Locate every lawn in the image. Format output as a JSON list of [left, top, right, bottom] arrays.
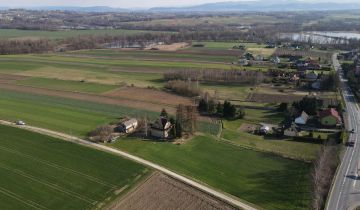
[[0, 29, 159, 40], [0, 125, 149, 210], [112, 135, 311, 210], [16, 77, 118, 94], [220, 109, 321, 161]]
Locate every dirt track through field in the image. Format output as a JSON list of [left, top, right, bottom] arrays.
[[0, 83, 183, 113], [108, 172, 237, 210]]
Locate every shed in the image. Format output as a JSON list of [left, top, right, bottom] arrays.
[[284, 124, 300, 137]]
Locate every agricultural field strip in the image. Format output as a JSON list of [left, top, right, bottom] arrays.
[[0, 186, 47, 210], [0, 55, 234, 70], [0, 120, 256, 210], [58, 53, 234, 65], [0, 145, 116, 189], [0, 162, 96, 204], [0, 83, 179, 111]]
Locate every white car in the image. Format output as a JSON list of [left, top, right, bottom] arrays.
[[15, 120, 26, 126]]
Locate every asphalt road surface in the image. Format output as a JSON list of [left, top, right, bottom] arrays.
[[326, 54, 360, 210]]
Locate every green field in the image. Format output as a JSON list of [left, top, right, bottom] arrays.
[[0, 29, 159, 40], [16, 78, 118, 94], [0, 89, 216, 136], [68, 49, 237, 63], [112, 135, 311, 210], [0, 125, 149, 210], [221, 109, 321, 161]]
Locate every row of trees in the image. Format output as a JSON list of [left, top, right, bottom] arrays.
[[164, 80, 202, 97], [198, 98, 245, 119], [164, 69, 264, 85], [0, 39, 54, 54]]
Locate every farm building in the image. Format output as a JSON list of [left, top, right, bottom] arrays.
[[118, 118, 138, 134], [150, 117, 173, 139], [284, 124, 300, 137], [295, 111, 309, 125], [319, 108, 342, 127]]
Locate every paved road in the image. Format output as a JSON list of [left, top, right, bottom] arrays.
[[0, 120, 256, 210], [326, 54, 360, 210]]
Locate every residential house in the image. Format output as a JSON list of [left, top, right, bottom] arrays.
[[295, 111, 309, 125], [255, 55, 265, 61], [150, 117, 173, 139], [318, 108, 342, 127], [118, 118, 138, 134], [284, 124, 300, 137], [238, 59, 249, 66]]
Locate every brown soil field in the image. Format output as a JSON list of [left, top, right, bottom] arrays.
[[147, 42, 190, 51], [103, 87, 194, 107], [0, 83, 179, 113], [107, 172, 237, 210], [248, 93, 305, 103], [0, 73, 28, 83]]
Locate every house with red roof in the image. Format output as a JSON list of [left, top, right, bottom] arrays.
[[318, 108, 342, 127]]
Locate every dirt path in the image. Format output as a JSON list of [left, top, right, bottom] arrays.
[[0, 120, 256, 210]]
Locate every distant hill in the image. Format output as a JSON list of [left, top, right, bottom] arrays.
[[150, 0, 360, 12], [29, 6, 129, 12]]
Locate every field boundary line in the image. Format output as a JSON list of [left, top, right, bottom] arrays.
[[0, 186, 48, 210], [0, 145, 117, 189], [0, 120, 257, 210], [0, 162, 97, 204]]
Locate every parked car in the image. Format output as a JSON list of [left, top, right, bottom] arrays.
[[346, 140, 355, 147], [350, 129, 355, 134], [15, 120, 26, 126]]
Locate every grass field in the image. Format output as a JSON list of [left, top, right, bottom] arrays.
[[0, 89, 216, 136], [221, 109, 321, 161], [112, 135, 311, 210], [0, 29, 159, 40], [68, 49, 237, 63], [16, 78, 118, 93], [0, 125, 149, 210]]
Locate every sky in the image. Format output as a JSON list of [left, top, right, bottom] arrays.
[[0, 0, 358, 9]]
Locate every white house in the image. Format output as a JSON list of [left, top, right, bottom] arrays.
[[119, 118, 138, 134], [295, 111, 309, 125]]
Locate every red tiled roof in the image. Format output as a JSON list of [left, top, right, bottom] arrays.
[[318, 108, 341, 123]]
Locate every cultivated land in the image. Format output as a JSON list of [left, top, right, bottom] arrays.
[[112, 135, 311, 210], [0, 29, 160, 40], [0, 124, 149, 210], [108, 172, 237, 210], [0, 41, 324, 209]]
